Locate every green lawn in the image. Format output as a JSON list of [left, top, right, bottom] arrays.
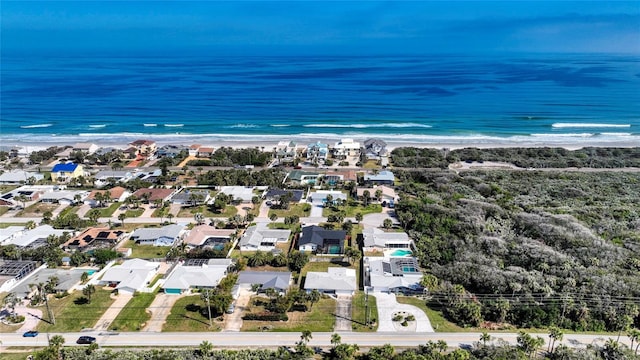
[[323, 203, 382, 217], [109, 292, 157, 331], [163, 295, 221, 332], [178, 204, 238, 218], [0, 207, 10, 216], [58, 205, 80, 217], [241, 296, 336, 332], [268, 203, 311, 218], [0, 222, 28, 228], [395, 296, 463, 332], [37, 290, 116, 332], [352, 291, 378, 332], [124, 240, 171, 259], [125, 208, 144, 218], [97, 202, 121, 217]]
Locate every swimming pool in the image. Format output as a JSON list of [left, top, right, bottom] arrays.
[[390, 249, 412, 257]]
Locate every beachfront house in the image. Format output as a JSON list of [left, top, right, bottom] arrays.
[[128, 139, 157, 157], [306, 141, 329, 162], [332, 138, 361, 160], [163, 259, 233, 295], [157, 144, 188, 158], [304, 267, 357, 296], [72, 143, 99, 155], [51, 162, 84, 183], [130, 224, 184, 247], [298, 225, 347, 255]]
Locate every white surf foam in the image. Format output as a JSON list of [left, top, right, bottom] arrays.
[[303, 122, 432, 129], [20, 124, 53, 129], [89, 124, 107, 128], [552, 123, 631, 129], [164, 124, 184, 127], [143, 123, 158, 127]]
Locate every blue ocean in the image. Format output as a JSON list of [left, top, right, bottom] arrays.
[[1, 53, 639, 146]]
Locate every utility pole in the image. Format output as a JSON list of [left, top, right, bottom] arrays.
[[41, 284, 55, 325], [205, 289, 212, 329], [364, 288, 369, 326]]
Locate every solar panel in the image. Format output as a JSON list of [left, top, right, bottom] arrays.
[[96, 232, 110, 239]]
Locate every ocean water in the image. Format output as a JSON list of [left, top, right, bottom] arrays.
[[1, 53, 639, 146]]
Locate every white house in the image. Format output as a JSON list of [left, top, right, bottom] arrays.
[[304, 267, 357, 295], [362, 228, 413, 254], [218, 186, 255, 203], [162, 259, 233, 295], [99, 259, 160, 294], [363, 256, 422, 293], [40, 189, 89, 204], [239, 224, 291, 252], [332, 138, 361, 159], [0, 170, 44, 185], [2, 225, 69, 249], [130, 224, 184, 247]]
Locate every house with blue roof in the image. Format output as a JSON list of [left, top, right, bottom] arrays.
[[51, 163, 84, 183]]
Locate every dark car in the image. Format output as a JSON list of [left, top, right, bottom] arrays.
[[23, 331, 39, 337], [76, 336, 96, 344]]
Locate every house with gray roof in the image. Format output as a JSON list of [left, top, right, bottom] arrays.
[[13, 268, 91, 298], [264, 188, 304, 203], [239, 224, 291, 251], [299, 225, 346, 255], [2, 225, 70, 249], [163, 259, 233, 295], [362, 228, 413, 254], [0, 170, 44, 185], [171, 189, 210, 205], [237, 271, 292, 293], [218, 186, 255, 203], [364, 171, 395, 186], [99, 259, 160, 295], [364, 256, 422, 293], [130, 224, 184, 246], [304, 267, 357, 296], [362, 138, 389, 166], [287, 170, 320, 185]]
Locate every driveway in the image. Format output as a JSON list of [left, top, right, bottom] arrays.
[[223, 288, 252, 332], [334, 295, 352, 332], [361, 207, 398, 229], [143, 293, 182, 332], [372, 292, 434, 332], [93, 293, 133, 331], [309, 202, 324, 217], [15, 300, 43, 333]]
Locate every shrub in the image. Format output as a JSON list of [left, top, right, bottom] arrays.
[[242, 313, 288, 321]]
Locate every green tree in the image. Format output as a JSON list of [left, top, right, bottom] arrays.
[[382, 218, 393, 229], [80, 271, 89, 283], [118, 212, 126, 227], [629, 328, 640, 355], [331, 333, 341, 348], [87, 208, 101, 223], [82, 284, 96, 303], [355, 212, 363, 223], [199, 340, 214, 357], [480, 331, 491, 346], [548, 326, 563, 353]]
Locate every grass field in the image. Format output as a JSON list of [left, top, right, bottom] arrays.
[[16, 203, 57, 217], [37, 290, 116, 332], [177, 204, 238, 218], [323, 203, 382, 217], [109, 292, 157, 331], [0, 207, 10, 216], [124, 240, 170, 259], [241, 296, 336, 332], [163, 295, 221, 332], [124, 208, 144, 218], [395, 296, 463, 332], [268, 203, 311, 218], [0, 222, 28, 228], [351, 291, 378, 332], [97, 202, 121, 217]]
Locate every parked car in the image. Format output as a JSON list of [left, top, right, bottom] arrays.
[[226, 304, 235, 314], [23, 331, 39, 337], [76, 336, 96, 344]]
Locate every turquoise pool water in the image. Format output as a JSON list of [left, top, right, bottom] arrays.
[[391, 249, 412, 257]]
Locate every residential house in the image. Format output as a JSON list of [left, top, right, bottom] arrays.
[[363, 256, 423, 293], [51, 163, 84, 183], [196, 147, 214, 158], [40, 189, 89, 205], [156, 144, 187, 158], [2, 225, 69, 249], [85, 186, 130, 207], [218, 186, 255, 203], [306, 141, 329, 162], [274, 140, 298, 164], [304, 267, 357, 296], [332, 138, 360, 159], [264, 188, 304, 203], [362, 228, 413, 254], [93, 170, 135, 188], [239, 224, 291, 251], [362, 138, 388, 166], [182, 225, 235, 250], [364, 170, 395, 186], [171, 189, 210, 206], [132, 188, 176, 203], [163, 259, 233, 295], [130, 224, 184, 247], [237, 271, 292, 293], [63, 228, 126, 252], [356, 185, 397, 203], [0, 170, 44, 185], [309, 190, 347, 206], [287, 170, 320, 185], [128, 139, 157, 157], [13, 268, 90, 298], [72, 143, 99, 155], [0, 260, 38, 293], [188, 144, 202, 157], [299, 225, 347, 254], [99, 259, 160, 294], [0, 185, 49, 207]]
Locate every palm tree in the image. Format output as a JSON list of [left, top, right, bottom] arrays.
[[548, 326, 563, 353], [2, 292, 20, 319], [167, 213, 174, 224], [307, 289, 321, 310], [118, 213, 127, 227], [480, 331, 491, 346], [82, 284, 96, 303], [331, 333, 341, 348], [199, 340, 214, 357], [81, 272, 89, 283], [25, 220, 36, 230], [628, 328, 640, 355], [300, 330, 312, 344], [355, 212, 363, 223]]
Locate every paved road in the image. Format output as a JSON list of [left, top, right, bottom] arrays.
[[0, 331, 622, 350]]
